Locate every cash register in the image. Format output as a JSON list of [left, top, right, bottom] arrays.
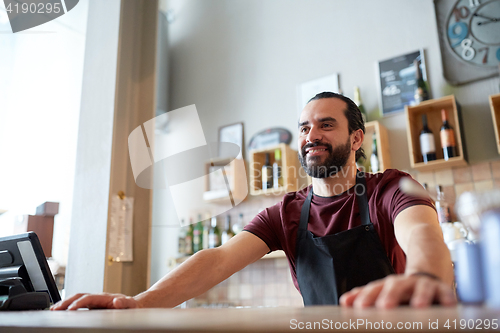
[[0, 232, 61, 310]]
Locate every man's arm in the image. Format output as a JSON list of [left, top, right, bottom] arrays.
[[339, 205, 456, 309], [51, 231, 270, 310]]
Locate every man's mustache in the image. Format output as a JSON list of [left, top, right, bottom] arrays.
[[301, 141, 333, 156]]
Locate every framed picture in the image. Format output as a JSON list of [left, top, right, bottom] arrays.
[[218, 122, 244, 159], [377, 49, 429, 116], [297, 73, 340, 116]]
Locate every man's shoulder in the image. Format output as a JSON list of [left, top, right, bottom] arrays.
[[281, 185, 311, 205], [366, 169, 411, 184]]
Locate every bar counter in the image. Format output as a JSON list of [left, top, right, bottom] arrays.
[[1, 305, 499, 332]]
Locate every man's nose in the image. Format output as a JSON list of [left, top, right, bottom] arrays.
[[306, 126, 322, 143]]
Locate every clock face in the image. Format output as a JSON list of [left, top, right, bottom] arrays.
[[446, 0, 500, 67]]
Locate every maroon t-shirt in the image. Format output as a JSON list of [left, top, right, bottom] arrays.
[[244, 169, 434, 292]]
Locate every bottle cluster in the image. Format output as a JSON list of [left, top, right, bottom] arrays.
[[419, 109, 457, 163], [262, 148, 283, 190], [178, 213, 244, 256]]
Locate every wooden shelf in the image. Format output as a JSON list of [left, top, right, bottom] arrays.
[[489, 93, 500, 155], [362, 121, 391, 172], [203, 157, 248, 204], [249, 143, 307, 196], [405, 95, 467, 172]]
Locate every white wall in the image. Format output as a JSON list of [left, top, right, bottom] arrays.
[[166, 0, 500, 170]]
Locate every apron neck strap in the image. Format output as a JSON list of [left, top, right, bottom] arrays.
[[299, 171, 371, 231]]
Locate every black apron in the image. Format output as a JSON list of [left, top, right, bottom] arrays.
[[295, 172, 395, 305]]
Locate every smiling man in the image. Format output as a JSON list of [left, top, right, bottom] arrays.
[[52, 92, 456, 311]]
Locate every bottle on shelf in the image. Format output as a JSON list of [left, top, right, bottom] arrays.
[[353, 86, 367, 122], [232, 213, 244, 234], [414, 60, 429, 104], [370, 134, 379, 173], [185, 219, 194, 255], [440, 109, 456, 160], [419, 114, 437, 163], [273, 149, 283, 189], [202, 216, 210, 250], [208, 217, 221, 248], [262, 153, 273, 189], [221, 215, 235, 245], [435, 185, 452, 224], [178, 219, 186, 256], [192, 215, 204, 253]]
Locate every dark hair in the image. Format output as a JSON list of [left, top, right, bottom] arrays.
[[308, 91, 366, 161]]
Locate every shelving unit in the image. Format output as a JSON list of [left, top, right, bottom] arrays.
[[362, 120, 391, 172], [489, 93, 500, 155], [249, 143, 307, 196], [405, 95, 467, 172], [202, 157, 248, 204]]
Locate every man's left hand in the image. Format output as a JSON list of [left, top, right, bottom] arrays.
[[339, 274, 457, 309]]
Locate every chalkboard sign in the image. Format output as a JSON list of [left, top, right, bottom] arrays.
[[377, 49, 429, 116]]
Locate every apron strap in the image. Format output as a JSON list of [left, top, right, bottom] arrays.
[[356, 171, 371, 226], [298, 188, 313, 231], [299, 171, 371, 230]]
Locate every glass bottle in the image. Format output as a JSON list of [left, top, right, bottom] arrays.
[[440, 109, 456, 160], [370, 134, 379, 173], [435, 185, 452, 224], [273, 149, 283, 189], [208, 217, 221, 248], [185, 219, 194, 255], [221, 215, 235, 245], [414, 60, 429, 104], [354, 86, 367, 122], [192, 215, 204, 253], [419, 114, 436, 163], [262, 153, 273, 189]]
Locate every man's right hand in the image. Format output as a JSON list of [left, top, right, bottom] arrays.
[[50, 293, 139, 310]]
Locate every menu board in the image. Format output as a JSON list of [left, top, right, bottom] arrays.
[[378, 49, 428, 116]]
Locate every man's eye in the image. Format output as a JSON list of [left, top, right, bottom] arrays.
[[323, 123, 332, 128], [300, 127, 308, 133]]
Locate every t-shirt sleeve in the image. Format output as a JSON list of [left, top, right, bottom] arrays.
[[377, 170, 436, 223], [243, 202, 283, 252]]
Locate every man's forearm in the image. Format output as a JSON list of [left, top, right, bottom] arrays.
[[404, 223, 454, 285], [134, 248, 229, 308]]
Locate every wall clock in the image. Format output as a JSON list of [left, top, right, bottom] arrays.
[[435, 0, 500, 85]]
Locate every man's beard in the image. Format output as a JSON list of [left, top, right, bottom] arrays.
[[299, 137, 352, 178]]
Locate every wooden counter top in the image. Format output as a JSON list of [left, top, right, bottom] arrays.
[[1, 305, 499, 332]]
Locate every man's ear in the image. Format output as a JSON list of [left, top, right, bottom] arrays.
[[351, 129, 364, 151]]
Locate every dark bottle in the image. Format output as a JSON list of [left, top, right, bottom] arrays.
[[419, 114, 437, 163], [370, 134, 379, 173], [414, 60, 429, 104], [221, 215, 235, 245], [185, 219, 194, 255], [440, 109, 456, 160], [262, 153, 273, 189], [192, 215, 204, 253]]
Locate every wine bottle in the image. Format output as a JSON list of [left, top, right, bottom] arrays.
[[440, 109, 456, 160], [435, 185, 452, 224], [262, 153, 273, 189], [354, 86, 367, 122], [370, 134, 379, 173], [178, 220, 186, 256], [208, 217, 221, 248], [221, 215, 235, 245], [419, 114, 436, 163], [202, 217, 210, 250], [273, 149, 283, 189], [414, 60, 429, 104], [192, 215, 203, 253], [185, 219, 193, 255], [232, 213, 244, 235]]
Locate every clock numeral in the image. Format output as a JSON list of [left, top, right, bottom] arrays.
[[477, 47, 489, 64], [453, 6, 470, 21], [461, 39, 476, 61], [448, 22, 469, 47], [469, 0, 480, 7]]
